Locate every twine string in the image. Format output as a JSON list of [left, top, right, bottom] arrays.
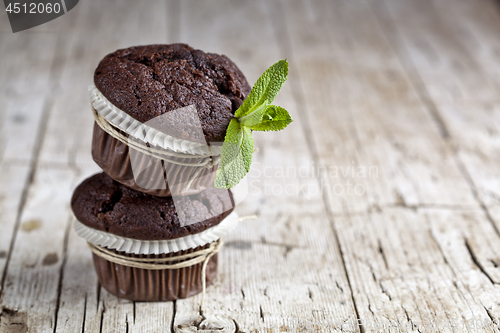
[[92, 107, 221, 193], [92, 107, 221, 165], [87, 216, 255, 314], [88, 238, 223, 313]]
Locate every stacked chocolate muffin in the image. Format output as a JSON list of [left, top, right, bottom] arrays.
[[71, 44, 251, 301]]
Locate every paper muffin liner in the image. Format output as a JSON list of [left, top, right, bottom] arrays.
[[78, 212, 236, 301], [74, 211, 239, 255], [89, 84, 221, 156], [92, 243, 218, 301], [90, 84, 251, 199], [92, 122, 218, 197]]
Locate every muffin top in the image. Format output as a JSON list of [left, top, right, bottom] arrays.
[[94, 44, 251, 143], [71, 173, 234, 240]]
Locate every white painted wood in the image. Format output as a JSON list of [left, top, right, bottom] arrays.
[[49, 1, 173, 333], [374, 0, 500, 210], [172, 1, 357, 331], [2, 167, 78, 332], [276, 0, 500, 332], [0, 16, 60, 302], [335, 207, 500, 333], [278, 0, 478, 215], [1, 0, 500, 332], [0, 162, 30, 291]]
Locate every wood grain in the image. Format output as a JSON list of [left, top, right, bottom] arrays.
[[0, 0, 499, 332]]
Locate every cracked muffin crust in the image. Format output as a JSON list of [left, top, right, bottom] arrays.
[[94, 44, 251, 143], [71, 173, 234, 240]]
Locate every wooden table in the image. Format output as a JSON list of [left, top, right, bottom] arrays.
[[1, 0, 500, 332]]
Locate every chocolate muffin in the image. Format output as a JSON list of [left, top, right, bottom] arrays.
[[71, 172, 236, 301], [91, 244, 219, 301], [93, 43, 251, 143], [71, 172, 234, 240], [90, 119, 219, 197]]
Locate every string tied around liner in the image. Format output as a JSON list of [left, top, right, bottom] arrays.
[[92, 107, 222, 193], [88, 238, 223, 314], [92, 107, 221, 164], [86, 216, 257, 314]]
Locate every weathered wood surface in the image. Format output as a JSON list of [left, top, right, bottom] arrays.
[[0, 0, 500, 332]]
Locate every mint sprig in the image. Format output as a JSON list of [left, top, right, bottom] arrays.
[[246, 105, 292, 132], [215, 60, 292, 189]]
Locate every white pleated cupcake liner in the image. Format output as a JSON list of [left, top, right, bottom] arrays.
[[74, 211, 239, 255], [88, 84, 222, 156], [89, 84, 250, 200]]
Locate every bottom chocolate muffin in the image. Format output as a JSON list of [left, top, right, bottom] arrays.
[[71, 172, 235, 301], [92, 244, 218, 301], [71, 173, 234, 241]]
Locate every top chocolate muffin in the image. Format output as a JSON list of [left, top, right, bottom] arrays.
[[94, 44, 251, 143]]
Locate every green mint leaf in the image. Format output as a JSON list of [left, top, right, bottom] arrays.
[[238, 100, 268, 127], [214, 118, 254, 189], [216, 59, 291, 189], [235, 59, 288, 118], [247, 105, 293, 132], [240, 126, 254, 172]]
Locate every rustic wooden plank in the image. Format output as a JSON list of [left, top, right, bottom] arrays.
[[0, 3, 97, 332], [55, 221, 100, 333], [427, 208, 500, 330], [0, 162, 30, 291], [36, 5, 105, 332], [1, 0, 173, 332], [51, 1, 174, 333], [330, 0, 500, 330], [372, 0, 500, 212], [372, 0, 500, 310], [419, 0, 500, 211], [274, 0, 499, 332], [130, 302, 174, 332], [335, 207, 500, 333], [490, 206, 500, 248], [0, 23, 60, 304], [1, 166, 78, 332], [2, 0, 500, 332], [274, 0, 477, 217], [172, 0, 358, 331]]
